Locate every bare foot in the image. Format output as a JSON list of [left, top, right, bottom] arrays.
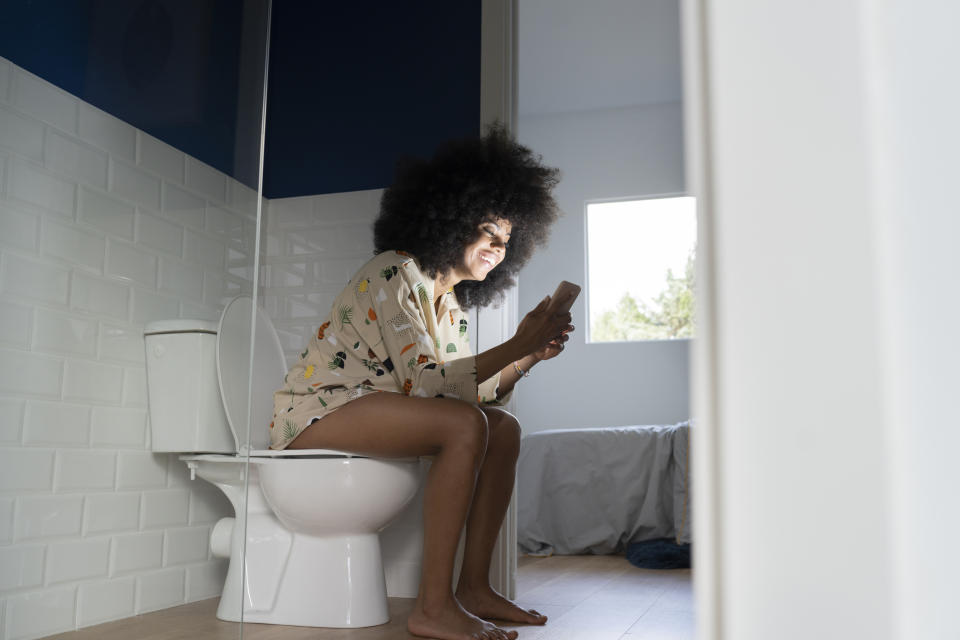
[[456, 585, 548, 626], [408, 597, 519, 640]]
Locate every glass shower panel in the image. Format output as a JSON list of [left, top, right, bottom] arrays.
[[0, 1, 270, 638]]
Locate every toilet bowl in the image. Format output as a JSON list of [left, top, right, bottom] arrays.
[[144, 296, 419, 628]]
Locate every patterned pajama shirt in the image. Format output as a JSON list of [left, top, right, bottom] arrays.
[[270, 250, 507, 450]]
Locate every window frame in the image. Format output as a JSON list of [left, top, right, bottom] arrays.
[[583, 192, 696, 345]]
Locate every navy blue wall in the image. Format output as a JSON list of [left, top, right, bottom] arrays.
[[263, 2, 481, 198], [0, 0, 249, 184], [0, 0, 482, 198]]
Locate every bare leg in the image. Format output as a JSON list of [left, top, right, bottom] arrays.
[[455, 408, 547, 626], [288, 394, 517, 640]]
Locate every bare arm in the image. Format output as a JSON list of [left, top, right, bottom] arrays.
[[475, 296, 572, 389], [475, 337, 530, 385]]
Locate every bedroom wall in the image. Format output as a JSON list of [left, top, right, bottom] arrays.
[[513, 0, 688, 433], [0, 58, 257, 640], [516, 104, 688, 432]]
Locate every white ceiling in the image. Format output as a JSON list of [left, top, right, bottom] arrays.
[[518, 0, 683, 117]]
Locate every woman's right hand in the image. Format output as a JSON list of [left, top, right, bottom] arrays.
[[512, 296, 572, 357]]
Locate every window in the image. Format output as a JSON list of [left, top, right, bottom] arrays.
[[586, 196, 697, 342]]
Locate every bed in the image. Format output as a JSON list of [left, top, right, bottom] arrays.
[[516, 422, 691, 556]]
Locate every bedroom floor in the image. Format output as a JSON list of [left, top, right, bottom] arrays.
[[45, 554, 694, 640]]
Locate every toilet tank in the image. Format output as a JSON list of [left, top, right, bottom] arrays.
[[144, 319, 236, 453]]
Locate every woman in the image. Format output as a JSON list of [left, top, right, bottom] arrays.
[[271, 125, 572, 640]]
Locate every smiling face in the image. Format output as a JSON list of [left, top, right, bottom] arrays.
[[455, 218, 512, 282]]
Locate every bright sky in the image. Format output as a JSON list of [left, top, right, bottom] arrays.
[[586, 196, 697, 318]]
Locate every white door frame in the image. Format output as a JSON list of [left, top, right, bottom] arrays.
[[680, 0, 721, 637], [479, 0, 519, 600]]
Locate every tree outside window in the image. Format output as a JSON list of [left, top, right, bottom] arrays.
[[587, 197, 696, 343]]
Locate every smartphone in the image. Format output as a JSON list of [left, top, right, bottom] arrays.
[[546, 280, 581, 314]]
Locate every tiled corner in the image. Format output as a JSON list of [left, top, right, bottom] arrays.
[[227, 179, 260, 218]]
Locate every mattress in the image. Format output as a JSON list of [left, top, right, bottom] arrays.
[[517, 422, 691, 555]]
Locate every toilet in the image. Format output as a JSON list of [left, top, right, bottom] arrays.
[[143, 295, 420, 628]]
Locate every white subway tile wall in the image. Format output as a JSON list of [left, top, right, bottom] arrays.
[[0, 58, 258, 640]]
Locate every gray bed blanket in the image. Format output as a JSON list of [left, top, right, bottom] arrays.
[[517, 422, 691, 555]]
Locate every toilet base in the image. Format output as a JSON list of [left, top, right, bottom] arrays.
[[217, 532, 390, 628]]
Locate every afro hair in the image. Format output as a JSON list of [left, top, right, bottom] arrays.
[[373, 123, 560, 309]]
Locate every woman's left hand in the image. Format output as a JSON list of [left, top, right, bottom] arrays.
[[532, 324, 574, 361]]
